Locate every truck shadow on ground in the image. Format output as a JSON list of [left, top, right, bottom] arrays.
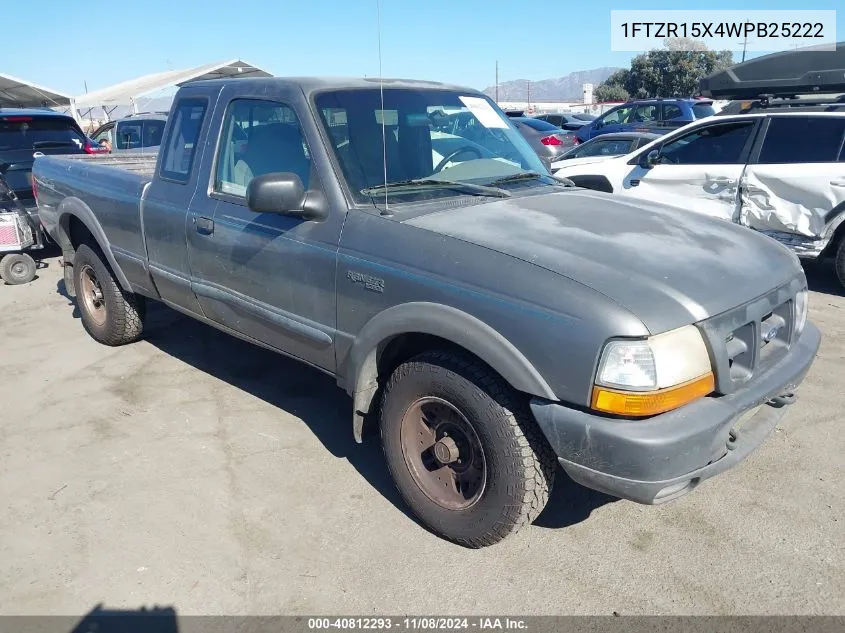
[[67, 604, 179, 633], [53, 282, 613, 533]]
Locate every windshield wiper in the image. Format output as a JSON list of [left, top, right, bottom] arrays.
[[488, 171, 574, 186], [361, 178, 511, 198]]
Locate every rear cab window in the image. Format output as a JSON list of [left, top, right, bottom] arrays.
[[758, 117, 845, 164], [0, 114, 86, 151], [159, 100, 207, 182]]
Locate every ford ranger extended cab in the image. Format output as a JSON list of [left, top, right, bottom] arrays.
[[33, 77, 820, 548]]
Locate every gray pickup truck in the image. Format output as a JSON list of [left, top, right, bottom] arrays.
[[33, 76, 820, 548]]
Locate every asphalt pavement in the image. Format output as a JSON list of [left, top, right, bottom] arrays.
[[0, 255, 842, 615]]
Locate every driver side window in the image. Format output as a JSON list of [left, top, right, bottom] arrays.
[[214, 99, 311, 199], [601, 106, 633, 125]]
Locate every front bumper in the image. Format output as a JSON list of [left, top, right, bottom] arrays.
[[530, 321, 821, 504]]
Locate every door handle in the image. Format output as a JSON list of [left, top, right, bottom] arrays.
[[194, 216, 214, 235], [709, 177, 736, 185], [831, 180, 845, 187]]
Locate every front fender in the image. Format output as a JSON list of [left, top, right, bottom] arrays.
[[343, 302, 558, 442], [56, 197, 132, 292]]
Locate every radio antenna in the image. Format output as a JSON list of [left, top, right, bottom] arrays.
[[376, 0, 389, 213]]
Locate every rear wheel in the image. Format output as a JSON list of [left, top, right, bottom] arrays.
[[0, 253, 37, 285], [380, 350, 556, 548], [73, 243, 145, 345]]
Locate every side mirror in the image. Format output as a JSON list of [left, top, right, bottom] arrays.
[[593, 119, 604, 129], [246, 172, 327, 221], [641, 149, 660, 169]]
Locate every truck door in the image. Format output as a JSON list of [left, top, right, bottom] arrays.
[[740, 116, 845, 237], [143, 91, 218, 315], [619, 118, 758, 222], [185, 88, 345, 372]]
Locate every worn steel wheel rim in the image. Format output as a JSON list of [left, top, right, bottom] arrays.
[[10, 260, 27, 279], [399, 396, 487, 510], [79, 264, 107, 326]]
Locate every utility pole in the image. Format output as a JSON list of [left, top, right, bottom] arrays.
[[495, 60, 499, 103], [741, 19, 750, 62]]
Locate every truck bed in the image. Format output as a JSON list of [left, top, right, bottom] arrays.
[[48, 153, 159, 178], [34, 153, 157, 284]]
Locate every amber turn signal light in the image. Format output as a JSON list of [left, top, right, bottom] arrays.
[[591, 372, 715, 418]]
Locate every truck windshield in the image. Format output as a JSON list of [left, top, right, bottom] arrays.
[[0, 116, 86, 151], [314, 88, 552, 204]]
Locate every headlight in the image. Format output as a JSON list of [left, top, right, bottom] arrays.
[[794, 288, 808, 338], [592, 325, 714, 417]]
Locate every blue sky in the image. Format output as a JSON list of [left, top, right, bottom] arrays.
[[5, 0, 843, 96]]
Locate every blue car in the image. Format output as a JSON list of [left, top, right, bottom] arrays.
[[575, 98, 716, 143]]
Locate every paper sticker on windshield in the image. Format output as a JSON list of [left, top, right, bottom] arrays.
[[459, 96, 508, 129]]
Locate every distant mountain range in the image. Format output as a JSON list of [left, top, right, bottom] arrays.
[[482, 67, 621, 102]]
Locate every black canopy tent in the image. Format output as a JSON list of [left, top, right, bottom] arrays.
[[700, 41, 845, 100]]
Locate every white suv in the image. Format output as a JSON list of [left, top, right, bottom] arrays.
[[552, 110, 845, 284]]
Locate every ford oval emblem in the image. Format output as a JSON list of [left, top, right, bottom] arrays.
[[762, 324, 781, 343]]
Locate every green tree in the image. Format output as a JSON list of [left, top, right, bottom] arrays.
[[594, 69, 630, 102], [594, 82, 629, 103], [596, 38, 734, 100]]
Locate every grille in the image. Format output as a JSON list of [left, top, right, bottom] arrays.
[[698, 277, 803, 395]]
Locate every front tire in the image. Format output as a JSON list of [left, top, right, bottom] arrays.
[[834, 237, 845, 289], [73, 243, 146, 346], [380, 350, 556, 548], [0, 253, 37, 285]]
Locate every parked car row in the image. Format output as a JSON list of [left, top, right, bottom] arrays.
[[551, 44, 845, 287]]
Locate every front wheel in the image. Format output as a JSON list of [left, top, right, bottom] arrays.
[[835, 237, 845, 289], [73, 243, 146, 346], [380, 350, 556, 548]]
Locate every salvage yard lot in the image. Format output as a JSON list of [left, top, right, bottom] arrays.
[[0, 254, 842, 615]]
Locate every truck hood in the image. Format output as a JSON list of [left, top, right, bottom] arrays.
[[405, 189, 802, 333]]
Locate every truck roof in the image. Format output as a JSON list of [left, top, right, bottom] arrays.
[[184, 76, 479, 95]]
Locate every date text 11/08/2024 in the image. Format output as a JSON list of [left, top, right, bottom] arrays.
[[307, 617, 528, 631]]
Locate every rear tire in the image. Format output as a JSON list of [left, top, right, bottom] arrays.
[[380, 350, 556, 548], [835, 238, 845, 289], [0, 253, 37, 285], [73, 243, 145, 345]]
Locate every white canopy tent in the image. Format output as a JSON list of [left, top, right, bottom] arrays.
[[0, 73, 73, 111], [73, 59, 272, 121]]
